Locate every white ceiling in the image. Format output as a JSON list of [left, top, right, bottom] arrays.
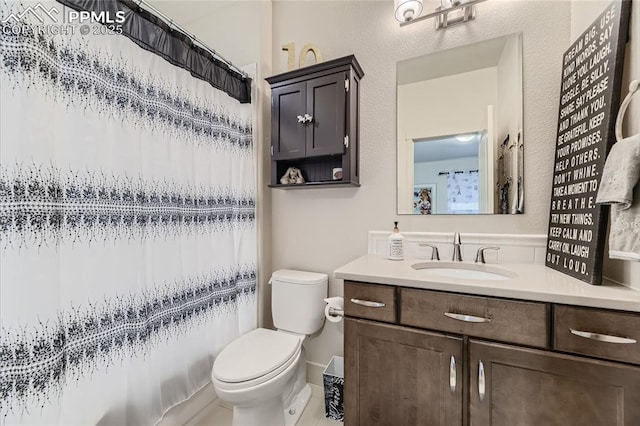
[[414, 133, 480, 163], [145, 1, 231, 27]]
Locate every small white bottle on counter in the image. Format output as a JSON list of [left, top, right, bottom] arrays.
[[388, 221, 405, 261]]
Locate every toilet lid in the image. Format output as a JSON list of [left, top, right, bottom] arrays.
[[213, 328, 301, 383]]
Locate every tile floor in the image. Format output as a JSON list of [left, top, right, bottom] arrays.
[[191, 384, 341, 426]]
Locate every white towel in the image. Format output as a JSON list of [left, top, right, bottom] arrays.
[[596, 133, 640, 261]]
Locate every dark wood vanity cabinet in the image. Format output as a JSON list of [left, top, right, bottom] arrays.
[[266, 55, 363, 188], [468, 340, 640, 426], [343, 281, 640, 426], [345, 319, 463, 426]]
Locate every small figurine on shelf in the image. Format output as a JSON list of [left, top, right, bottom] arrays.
[[280, 167, 305, 184]]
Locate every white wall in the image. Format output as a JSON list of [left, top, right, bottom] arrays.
[[415, 157, 479, 214], [398, 67, 497, 139], [271, 0, 572, 378], [496, 34, 522, 143], [570, 0, 639, 289]]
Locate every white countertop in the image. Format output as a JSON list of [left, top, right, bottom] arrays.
[[334, 254, 640, 312]]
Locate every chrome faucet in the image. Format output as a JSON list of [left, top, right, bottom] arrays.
[[452, 232, 463, 262]]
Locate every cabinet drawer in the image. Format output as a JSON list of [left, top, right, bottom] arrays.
[[400, 288, 550, 348], [344, 281, 396, 323], [554, 305, 640, 365]]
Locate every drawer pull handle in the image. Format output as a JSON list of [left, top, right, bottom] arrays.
[[569, 329, 637, 344], [444, 312, 491, 323], [350, 298, 386, 308], [478, 360, 486, 402], [449, 355, 456, 393]]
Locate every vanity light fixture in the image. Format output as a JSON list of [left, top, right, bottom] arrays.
[[394, 0, 424, 23], [396, 0, 488, 29]]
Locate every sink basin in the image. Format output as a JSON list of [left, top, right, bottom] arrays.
[[411, 262, 516, 281]]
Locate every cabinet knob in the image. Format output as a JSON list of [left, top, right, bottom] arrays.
[[297, 114, 313, 124]]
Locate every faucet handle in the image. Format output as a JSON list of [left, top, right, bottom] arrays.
[[453, 232, 461, 244], [419, 243, 440, 261], [475, 247, 500, 264]]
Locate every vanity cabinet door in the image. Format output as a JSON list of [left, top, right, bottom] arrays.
[[468, 339, 640, 426], [345, 318, 463, 426]]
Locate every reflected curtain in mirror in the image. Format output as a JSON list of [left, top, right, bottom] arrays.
[[447, 170, 480, 214]]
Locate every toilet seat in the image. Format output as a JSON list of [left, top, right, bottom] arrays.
[[212, 328, 302, 390]]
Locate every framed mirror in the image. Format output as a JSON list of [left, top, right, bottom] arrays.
[[397, 33, 524, 215]]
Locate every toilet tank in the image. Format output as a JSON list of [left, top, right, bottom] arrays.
[[270, 269, 328, 335]]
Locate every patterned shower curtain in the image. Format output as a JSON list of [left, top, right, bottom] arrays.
[[446, 171, 480, 214], [0, 1, 256, 424]]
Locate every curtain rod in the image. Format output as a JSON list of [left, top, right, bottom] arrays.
[[438, 170, 479, 175], [134, 0, 249, 79]]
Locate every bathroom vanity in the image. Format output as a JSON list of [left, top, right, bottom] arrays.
[[335, 255, 640, 425]]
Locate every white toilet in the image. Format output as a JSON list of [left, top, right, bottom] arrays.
[[212, 269, 328, 426]]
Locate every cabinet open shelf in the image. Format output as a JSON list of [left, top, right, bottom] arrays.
[[269, 154, 360, 189], [268, 180, 361, 189]]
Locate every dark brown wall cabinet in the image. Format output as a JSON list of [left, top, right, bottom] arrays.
[[344, 281, 640, 426], [266, 55, 364, 188]]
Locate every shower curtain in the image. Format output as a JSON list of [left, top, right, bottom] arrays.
[[0, 1, 256, 424], [446, 171, 480, 214]]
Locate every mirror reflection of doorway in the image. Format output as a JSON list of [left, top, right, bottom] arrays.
[[396, 32, 523, 215], [413, 132, 489, 214]]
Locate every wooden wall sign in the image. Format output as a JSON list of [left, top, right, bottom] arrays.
[[545, 0, 631, 284]]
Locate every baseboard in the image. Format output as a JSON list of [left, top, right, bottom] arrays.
[[306, 361, 325, 387], [158, 381, 219, 426]]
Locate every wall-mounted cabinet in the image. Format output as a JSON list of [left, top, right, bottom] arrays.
[[266, 55, 364, 188]]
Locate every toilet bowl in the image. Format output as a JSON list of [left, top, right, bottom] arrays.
[[211, 269, 328, 426], [212, 328, 305, 426]]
